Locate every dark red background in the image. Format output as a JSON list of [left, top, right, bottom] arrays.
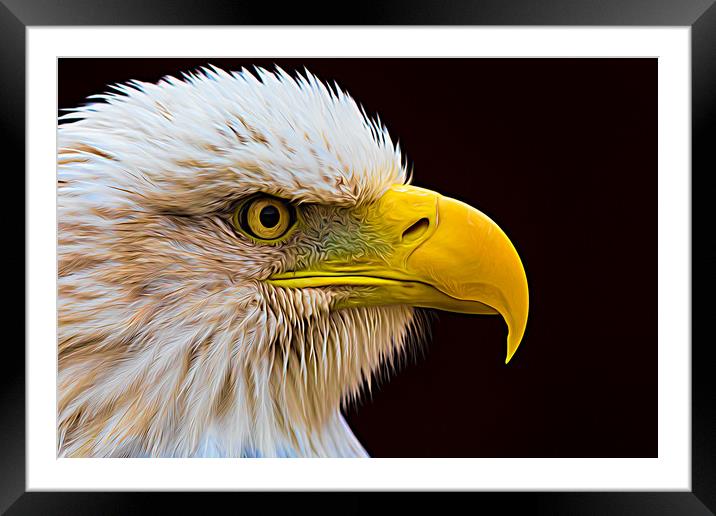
[[58, 58, 657, 457]]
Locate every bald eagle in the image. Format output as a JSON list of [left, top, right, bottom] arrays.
[[57, 66, 529, 458]]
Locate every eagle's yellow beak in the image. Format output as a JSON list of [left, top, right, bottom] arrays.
[[268, 185, 529, 363]]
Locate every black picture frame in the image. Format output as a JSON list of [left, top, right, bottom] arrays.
[[4, 0, 713, 513]]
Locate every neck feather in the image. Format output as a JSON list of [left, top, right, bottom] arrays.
[[58, 280, 421, 457]]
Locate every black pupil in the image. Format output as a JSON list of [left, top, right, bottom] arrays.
[[259, 205, 280, 228]]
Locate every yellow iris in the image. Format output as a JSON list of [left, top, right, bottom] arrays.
[[234, 196, 294, 241]]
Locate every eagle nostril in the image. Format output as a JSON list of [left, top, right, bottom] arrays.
[[402, 217, 430, 241]]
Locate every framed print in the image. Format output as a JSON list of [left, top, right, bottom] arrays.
[[5, 0, 714, 513]]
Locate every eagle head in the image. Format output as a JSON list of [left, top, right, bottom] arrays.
[[57, 66, 529, 457]]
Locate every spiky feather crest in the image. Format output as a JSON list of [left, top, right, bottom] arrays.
[[59, 66, 406, 213], [58, 66, 423, 457]]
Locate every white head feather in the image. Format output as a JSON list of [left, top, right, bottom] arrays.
[[57, 66, 423, 457]]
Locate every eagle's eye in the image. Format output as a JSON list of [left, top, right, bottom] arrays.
[[233, 195, 296, 242]]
